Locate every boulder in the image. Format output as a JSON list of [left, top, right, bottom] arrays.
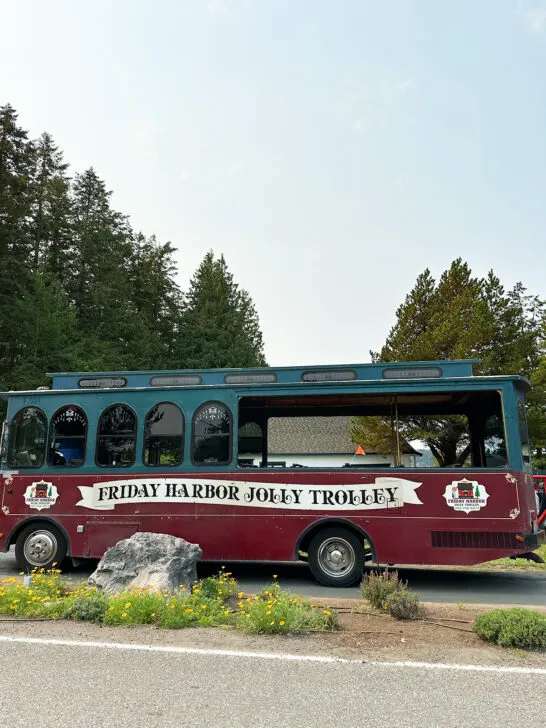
[[88, 532, 202, 595]]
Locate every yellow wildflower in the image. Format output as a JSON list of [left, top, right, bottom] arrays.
[[324, 610, 331, 616], [125, 602, 131, 609], [121, 612, 127, 617], [279, 621, 285, 626]]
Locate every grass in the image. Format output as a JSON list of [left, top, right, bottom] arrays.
[[477, 544, 546, 572], [0, 569, 338, 634]]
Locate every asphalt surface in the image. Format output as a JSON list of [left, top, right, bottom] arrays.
[[0, 638, 543, 728], [1, 549, 546, 604]]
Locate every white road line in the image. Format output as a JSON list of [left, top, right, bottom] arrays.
[[1, 634, 545, 674]]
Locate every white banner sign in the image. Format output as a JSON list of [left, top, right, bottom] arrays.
[[76, 477, 423, 512]]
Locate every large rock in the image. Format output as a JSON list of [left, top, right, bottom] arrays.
[[88, 532, 202, 595]]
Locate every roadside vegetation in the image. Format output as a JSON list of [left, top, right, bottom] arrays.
[[477, 545, 546, 572], [361, 569, 425, 620], [359, 569, 546, 652], [473, 608, 546, 650], [0, 569, 338, 634]]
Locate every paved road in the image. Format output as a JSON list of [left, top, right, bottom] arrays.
[[2, 549, 545, 604], [0, 637, 543, 728]]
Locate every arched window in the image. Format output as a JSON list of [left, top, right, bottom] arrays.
[[192, 401, 232, 465], [48, 405, 87, 467], [96, 404, 137, 467], [143, 402, 184, 466], [7, 407, 47, 468]]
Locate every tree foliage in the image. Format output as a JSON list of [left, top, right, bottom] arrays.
[[0, 104, 267, 400], [177, 252, 266, 369], [354, 259, 545, 467]]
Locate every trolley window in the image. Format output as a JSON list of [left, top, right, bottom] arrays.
[[96, 404, 137, 467], [143, 402, 184, 466], [47, 405, 87, 467], [192, 402, 232, 465], [7, 407, 48, 468]]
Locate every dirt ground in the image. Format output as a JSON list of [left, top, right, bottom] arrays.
[[1, 599, 545, 668]]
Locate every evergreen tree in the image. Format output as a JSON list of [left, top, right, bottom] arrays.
[[0, 104, 270, 399], [128, 233, 182, 369], [69, 168, 136, 369], [27, 132, 72, 275], [8, 274, 82, 390], [0, 104, 34, 389], [356, 259, 545, 466], [177, 251, 266, 369]]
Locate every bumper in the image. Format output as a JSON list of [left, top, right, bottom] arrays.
[[520, 528, 546, 549]]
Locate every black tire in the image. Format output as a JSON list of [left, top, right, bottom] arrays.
[[15, 522, 67, 572], [308, 527, 365, 587]]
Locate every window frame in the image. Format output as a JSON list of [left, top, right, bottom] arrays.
[[237, 388, 510, 471], [142, 401, 185, 468], [191, 400, 233, 467], [517, 397, 531, 471], [7, 406, 48, 469], [47, 404, 88, 468], [95, 402, 138, 469]]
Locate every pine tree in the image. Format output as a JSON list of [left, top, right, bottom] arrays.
[[27, 131, 72, 277], [8, 274, 82, 390], [177, 251, 266, 369], [358, 259, 545, 466], [128, 233, 182, 369], [69, 168, 136, 369], [0, 104, 35, 390]]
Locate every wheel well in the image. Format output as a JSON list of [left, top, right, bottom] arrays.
[[295, 519, 375, 562], [7, 518, 71, 555]]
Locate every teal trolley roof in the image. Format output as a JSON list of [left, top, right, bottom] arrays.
[[44, 360, 479, 391], [0, 359, 531, 396]]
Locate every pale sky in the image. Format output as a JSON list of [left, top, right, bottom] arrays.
[[1, 0, 545, 367]]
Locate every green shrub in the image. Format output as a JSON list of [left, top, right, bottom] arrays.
[[385, 589, 424, 620], [0, 569, 68, 618], [64, 593, 108, 624], [196, 569, 238, 601], [361, 569, 405, 610], [238, 581, 339, 634], [473, 608, 546, 650]]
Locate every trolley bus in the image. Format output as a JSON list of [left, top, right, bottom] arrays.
[[0, 360, 543, 586]]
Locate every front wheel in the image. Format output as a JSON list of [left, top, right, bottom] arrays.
[[15, 522, 67, 572], [308, 527, 365, 587]]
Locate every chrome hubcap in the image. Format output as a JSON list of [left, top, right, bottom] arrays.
[[24, 530, 57, 567], [317, 537, 356, 578]]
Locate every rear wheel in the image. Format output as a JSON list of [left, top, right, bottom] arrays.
[[308, 527, 365, 587], [15, 522, 67, 572]]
